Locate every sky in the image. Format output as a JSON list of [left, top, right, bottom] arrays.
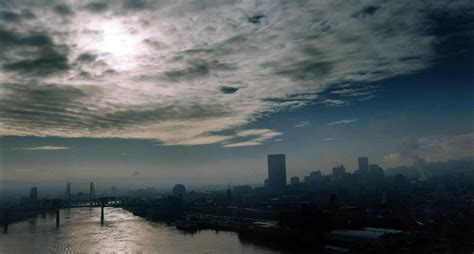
[[0, 0, 473, 188]]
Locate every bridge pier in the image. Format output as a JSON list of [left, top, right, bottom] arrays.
[[3, 211, 8, 234], [56, 209, 60, 227], [100, 205, 104, 225]]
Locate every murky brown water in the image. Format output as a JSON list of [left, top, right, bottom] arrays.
[[0, 207, 281, 253]]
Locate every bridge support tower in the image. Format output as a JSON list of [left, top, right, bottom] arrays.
[[56, 209, 60, 227], [3, 211, 8, 234], [100, 205, 104, 225]]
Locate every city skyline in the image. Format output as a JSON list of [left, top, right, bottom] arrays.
[[0, 1, 473, 252], [1, 0, 473, 186]]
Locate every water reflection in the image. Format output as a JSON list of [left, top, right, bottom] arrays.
[[0, 208, 279, 253]]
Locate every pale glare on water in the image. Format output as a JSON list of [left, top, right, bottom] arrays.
[[0, 208, 280, 254]]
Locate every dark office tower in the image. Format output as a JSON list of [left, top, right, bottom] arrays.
[[172, 184, 186, 198], [290, 176, 300, 185], [267, 154, 287, 192], [65, 183, 71, 201], [226, 188, 232, 202], [29, 186, 38, 201], [89, 182, 96, 200], [369, 164, 385, 185], [332, 165, 346, 182], [358, 157, 369, 180]]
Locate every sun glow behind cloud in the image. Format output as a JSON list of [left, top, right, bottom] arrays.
[[75, 18, 145, 71], [98, 21, 140, 57]]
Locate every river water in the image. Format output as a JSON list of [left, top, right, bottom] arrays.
[[0, 207, 282, 253]]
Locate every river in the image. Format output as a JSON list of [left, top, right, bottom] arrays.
[[0, 207, 284, 253]]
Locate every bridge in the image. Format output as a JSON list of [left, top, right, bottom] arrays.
[[2, 197, 157, 233]]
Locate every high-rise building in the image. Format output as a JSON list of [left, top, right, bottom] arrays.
[[332, 165, 346, 182], [290, 176, 300, 185], [226, 188, 232, 201], [29, 186, 38, 201], [89, 182, 96, 199], [369, 164, 385, 184], [358, 157, 369, 180], [305, 170, 322, 184], [65, 183, 71, 201], [267, 154, 287, 192], [172, 184, 186, 198]]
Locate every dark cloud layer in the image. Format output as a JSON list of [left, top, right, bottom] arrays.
[[0, 0, 472, 145], [0, 11, 21, 23], [0, 82, 234, 138], [163, 60, 237, 81], [353, 5, 380, 18], [1, 27, 70, 76], [219, 86, 239, 94], [84, 2, 108, 13], [4, 47, 70, 76], [247, 14, 264, 24], [0, 27, 52, 47], [76, 53, 97, 63], [54, 4, 74, 16]]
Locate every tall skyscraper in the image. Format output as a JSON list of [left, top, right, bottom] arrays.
[[65, 183, 71, 201], [332, 165, 346, 182], [358, 157, 369, 180], [172, 184, 186, 198], [267, 154, 287, 192], [29, 186, 38, 201], [89, 182, 96, 200], [369, 164, 385, 184]]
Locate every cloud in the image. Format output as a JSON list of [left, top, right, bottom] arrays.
[[236, 129, 271, 137], [294, 121, 310, 128], [0, 0, 472, 145], [327, 119, 358, 126], [353, 5, 380, 18], [3, 47, 70, 76], [0, 27, 70, 76], [167, 135, 232, 146], [219, 86, 239, 94], [416, 133, 474, 161], [247, 14, 265, 24], [14, 169, 38, 172], [235, 129, 282, 141], [223, 128, 283, 147], [323, 137, 340, 142], [84, 2, 108, 13], [54, 4, 74, 16], [0, 11, 22, 23], [383, 152, 401, 165], [13, 146, 70, 151], [383, 132, 474, 167], [162, 60, 236, 82], [321, 99, 348, 107], [223, 141, 262, 148], [122, 0, 151, 11]]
